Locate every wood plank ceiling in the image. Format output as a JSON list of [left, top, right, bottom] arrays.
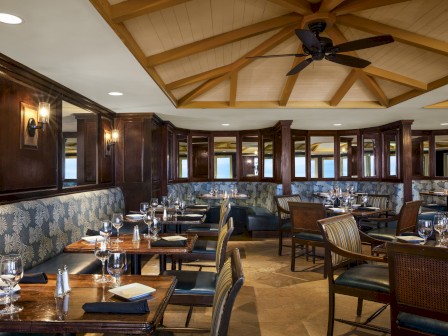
[[90, 0, 448, 110]]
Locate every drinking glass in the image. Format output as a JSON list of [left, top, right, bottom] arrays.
[[180, 200, 186, 216], [99, 220, 113, 244], [111, 212, 124, 243], [143, 211, 154, 240], [0, 254, 23, 314], [417, 220, 433, 245], [433, 214, 446, 247], [94, 239, 112, 283], [150, 219, 161, 240], [140, 202, 149, 215], [361, 194, 369, 207], [107, 250, 127, 287], [151, 198, 159, 209]]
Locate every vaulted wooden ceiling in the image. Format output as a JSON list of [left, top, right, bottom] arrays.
[[91, 0, 448, 110]]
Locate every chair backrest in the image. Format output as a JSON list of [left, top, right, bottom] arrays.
[[210, 248, 244, 336], [396, 200, 422, 235], [387, 242, 448, 335], [274, 194, 302, 219], [356, 194, 390, 209], [218, 198, 231, 229], [289, 202, 326, 233], [318, 214, 362, 269], [215, 218, 234, 272]]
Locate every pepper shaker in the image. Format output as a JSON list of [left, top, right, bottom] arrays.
[[62, 265, 71, 293], [54, 269, 64, 298], [132, 225, 140, 241]]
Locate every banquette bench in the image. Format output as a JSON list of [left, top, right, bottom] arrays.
[[0, 187, 125, 274]]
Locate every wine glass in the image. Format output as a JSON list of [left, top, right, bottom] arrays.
[[433, 214, 446, 247], [111, 212, 124, 243], [0, 254, 23, 314], [417, 220, 433, 245], [140, 202, 149, 216], [151, 198, 159, 209], [180, 200, 186, 216], [361, 194, 369, 207], [107, 250, 127, 287], [143, 211, 154, 240], [150, 218, 161, 240], [99, 220, 113, 244], [94, 239, 112, 283]]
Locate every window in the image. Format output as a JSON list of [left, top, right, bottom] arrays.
[[363, 136, 377, 177], [292, 135, 306, 178], [177, 135, 188, 178], [263, 137, 273, 178], [214, 136, 236, 179], [310, 136, 334, 179], [339, 135, 357, 178], [215, 156, 233, 178]]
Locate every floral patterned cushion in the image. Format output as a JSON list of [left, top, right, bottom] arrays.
[[0, 187, 124, 270]]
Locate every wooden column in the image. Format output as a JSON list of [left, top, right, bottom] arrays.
[[401, 120, 414, 201], [275, 121, 292, 195]]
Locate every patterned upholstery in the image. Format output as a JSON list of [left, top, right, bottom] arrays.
[[356, 194, 389, 209], [275, 195, 302, 219], [0, 187, 125, 270], [322, 215, 362, 266]]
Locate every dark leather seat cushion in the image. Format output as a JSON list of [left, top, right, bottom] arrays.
[[335, 263, 389, 293], [26, 253, 101, 274], [280, 219, 291, 231], [192, 239, 217, 254], [164, 270, 217, 295], [398, 312, 448, 336], [186, 224, 219, 232], [293, 232, 323, 242], [367, 227, 397, 242]]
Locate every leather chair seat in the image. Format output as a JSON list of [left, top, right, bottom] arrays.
[[27, 253, 101, 274], [280, 219, 291, 231], [293, 232, 323, 242], [398, 312, 448, 336], [186, 224, 218, 232], [164, 270, 217, 296], [367, 227, 397, 242], [335, 263, 389, 293], [192, 239, 218, 254]]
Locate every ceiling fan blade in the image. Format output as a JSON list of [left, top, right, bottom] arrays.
[[287, 58, 313, 76], [295, 29, 320, 51], [325, 54, 371, 68], [247, 53, 308, 59], [331, 35, 394, 53]]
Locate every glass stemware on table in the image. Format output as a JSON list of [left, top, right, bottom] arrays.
[[140, 202, 150, 217], [433, 213, 447, 247], [149, 218, 161, 241], [111, 212, 124, 243], [0, 254, 24, 314], [99, 220, 113, 244], [151, 198, 159, 210], [94, 239, 112, 283], [143, 210, 154, 240], [417, 219, 434, 245], [107, 250, 127, 287]]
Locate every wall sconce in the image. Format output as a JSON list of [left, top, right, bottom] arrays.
[[105, 129, 119, 156], [27, 102, 50, 137]]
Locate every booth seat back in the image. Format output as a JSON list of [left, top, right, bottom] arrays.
[[0, 187, 124, 270], [168, 182, 278, 213]]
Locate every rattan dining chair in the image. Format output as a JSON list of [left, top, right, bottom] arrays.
[[289, 202, 326, 272], [274, 194, 302, 256], [387, 242, 448, 336], [164, 218, 234, 327], [317, 213, 390, 336], [156, 248, 244, 336]]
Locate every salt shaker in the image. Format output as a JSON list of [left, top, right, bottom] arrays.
[[54, 269, 65, 298], [162, 207, 167, 221], [132, 225, 140, 241], [62, 265, 71, 293]]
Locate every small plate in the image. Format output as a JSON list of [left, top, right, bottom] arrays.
[[82, 235, 105, 243], [184, 214, 203, 218], [162, 235, 188, 241], [432, 191, 445, 195], [126, 214, 144, 220], [365, 206, 380, 210], [329, 208, 346, 213], [109, 283, 156, 301], [0, 284, 20, 296], [397, 236, 425, 244]]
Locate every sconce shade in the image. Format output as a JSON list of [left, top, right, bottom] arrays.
[[111, 129, 119, 143], [27, 102, 50, 137], [38, 102, 50, 123]]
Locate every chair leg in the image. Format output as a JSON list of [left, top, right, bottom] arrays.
[[357, 298, 363, 316], [327, 290, 335, 336], [312, 245, 316, 264], [291, 239, 296, 271], [185, 306, 194, 327], [305, 243, 309, 262], [278, 231, 283, 256]]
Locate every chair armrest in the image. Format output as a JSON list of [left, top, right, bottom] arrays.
[[156, 327, 210, 334], [326, 240, 388, 264], [277, 206, 290, 216], [359, 230, 387, 246], [359, 214, 399, 223]]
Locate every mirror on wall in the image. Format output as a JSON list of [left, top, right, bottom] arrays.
[[292, 135, 306, 178], [435, 134, 448, 177], [177, 134, 188, 179], [310, 136, 335, 178], [62, 101, 97, 188], [339, 135, 357, 178], [241, 135, 259, 178], [263, 136, 273, 178], [213, 136, 236, 179], [192, 135, 209, 179], [363, 135, 377, 177], [412, 135, 429, 177]]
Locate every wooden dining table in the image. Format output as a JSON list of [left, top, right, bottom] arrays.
[[326, 206, 392, 227], [64, 233, 197, 275], [0, 274, 176, 335]]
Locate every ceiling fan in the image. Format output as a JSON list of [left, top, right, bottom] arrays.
[[248, 22, 394, 76]]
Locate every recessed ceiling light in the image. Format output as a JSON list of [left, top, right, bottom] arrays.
[[333, 123, 342, 126], [441, 123, 448, 126], [108, 91, 123, 96], [0, 13, 22, 24], [222, 123, 230, 126]]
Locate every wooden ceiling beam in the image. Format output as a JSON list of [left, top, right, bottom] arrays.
[[267, 0, 313, 15], [364, 66, 427, 91], [359, 73, 389, 107], [318, 0, 345, 13], [337, 15, 448, 56], [147, 13, 301, 66], [333, 0, 412, 16], [229, 72, 238, 107], [329, 69, 359, 106], [166, 65, 232, 90], [279, 53, 305, 106], [178, 75, 230, 106], [110, 0, 191, 23], [180, 100, 384, 108]]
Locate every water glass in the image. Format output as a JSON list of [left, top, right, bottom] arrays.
[[99, 220, 113, 243], [151, 198, 159, 209], [417, 220, 433, 244], [111, 212, 124, 243], [150, 219, 161, 240], [433, 214, 446, 247], [94, 239, 112, 283], [143, 211, 154, 240], [0, 254, 23, 314], [140, 202, 149, 215], [107, 250, 127, 287]]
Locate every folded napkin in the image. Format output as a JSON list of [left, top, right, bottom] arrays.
[[357, 207, 377, 211], [82, 300, 150, 314], [187, 205, 209, 209], [176, 215, 203, 222], [19, 272, 48, 284], [151, 239, 187, 247], [86, 229, 100, 236]]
